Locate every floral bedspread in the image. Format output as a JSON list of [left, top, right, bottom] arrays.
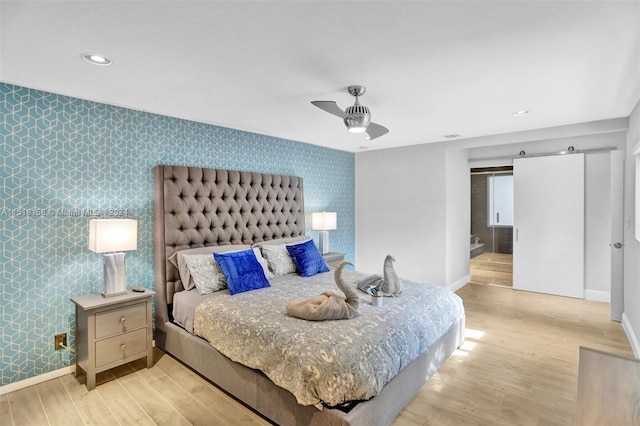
[[193, 270, 464, 408]]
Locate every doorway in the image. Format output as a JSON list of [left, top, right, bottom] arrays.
[[470, 166, 513, 287]]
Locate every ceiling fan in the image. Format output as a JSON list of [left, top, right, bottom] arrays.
[[311, 85, 389, 140]]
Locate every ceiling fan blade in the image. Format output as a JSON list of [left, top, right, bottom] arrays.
[[311, 101, 347, 118], [365, 122, 389, 140]]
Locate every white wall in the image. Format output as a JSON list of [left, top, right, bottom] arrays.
[[356, 119, 628, 295], [445, 148, 471, 291], [584, 152, 612, 299], [355, 143, 447, 284], [467, 130, 626, 300], [624, 99, 640, 357]]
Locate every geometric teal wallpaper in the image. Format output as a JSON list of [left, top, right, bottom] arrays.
[[0, 82, 355, 386]]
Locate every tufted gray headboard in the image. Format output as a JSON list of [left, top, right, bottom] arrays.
[[153, 165, 305, 324]]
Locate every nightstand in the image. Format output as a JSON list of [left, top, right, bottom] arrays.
[[71, 289, 155, 390], [323, 252, 345, 267]]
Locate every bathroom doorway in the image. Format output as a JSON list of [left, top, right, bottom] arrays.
[[470, 166, 513, 287]]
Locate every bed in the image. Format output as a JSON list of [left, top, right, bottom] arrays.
[[153, 165, 465, 426]]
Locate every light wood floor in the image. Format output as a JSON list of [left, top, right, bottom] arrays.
[[470, 252, 513, 287], [1, 284, 633, 426]]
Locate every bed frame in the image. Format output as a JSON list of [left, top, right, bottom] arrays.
[[153, 165, 464, 426]]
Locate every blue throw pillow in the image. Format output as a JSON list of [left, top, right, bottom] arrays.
[[213, 249, 271, 295], [286, 239, 330, 277]]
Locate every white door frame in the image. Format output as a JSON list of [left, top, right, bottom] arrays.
[[610, 150, 624, 320]]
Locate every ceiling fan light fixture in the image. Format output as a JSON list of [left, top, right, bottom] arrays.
[[311, 85, 389, 140], [346, 121, 368, 133], [344, 104, 371, 133]]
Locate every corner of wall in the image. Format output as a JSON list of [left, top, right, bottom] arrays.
[[622, 313, 640, 359], [622, 98, 640, 359], [447, 274, 471, 293]]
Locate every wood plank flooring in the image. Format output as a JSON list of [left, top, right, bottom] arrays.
[[575, 347, 640, 425], [1, 283, 633, 426], [470, 252, 513, 287]]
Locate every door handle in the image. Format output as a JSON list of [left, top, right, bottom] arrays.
[[611, 242, 623, 249]]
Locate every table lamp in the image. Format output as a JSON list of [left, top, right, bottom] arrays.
[[88, 218, 138, 297], [311, 212, 337, 254]]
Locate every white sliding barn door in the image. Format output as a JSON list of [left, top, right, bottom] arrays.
[[513, 154, 584, 298]]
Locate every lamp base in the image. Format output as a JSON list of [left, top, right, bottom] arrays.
[[102, 252, 128, 297], [318, 230, 330, 254]]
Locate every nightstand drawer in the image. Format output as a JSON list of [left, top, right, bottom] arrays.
[[95, 328, 147, 367], [95, 302, 146, 339]]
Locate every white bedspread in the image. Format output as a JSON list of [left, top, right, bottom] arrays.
[[193, 270, 464, 408]]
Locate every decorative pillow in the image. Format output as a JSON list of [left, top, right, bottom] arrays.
[[252, 247, 275, 279], [182, 254, 227, 294], [260, 244, 298, 277], [214, 249, 271, 295], [169, 245, 250, 290], [286, 239, 330, 277]]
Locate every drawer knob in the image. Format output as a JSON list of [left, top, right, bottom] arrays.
[[121, 344, 127, 351], [120, 317, 126, 323]]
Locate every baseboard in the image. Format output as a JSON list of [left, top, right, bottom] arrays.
[[584, 289, 610, 302], [448, 274, 471, 293], [0, 340, 156, 395], [0, 365, 75, 396], [622, 313, 640, 359]]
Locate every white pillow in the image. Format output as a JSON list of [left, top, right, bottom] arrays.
[[254, 236, 312, 277], [182, 254, 227, 294], [260, 244, 297, 277], [252, 248, 275, 279], [169, 244, 250, 290]]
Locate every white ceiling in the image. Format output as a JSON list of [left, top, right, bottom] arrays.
[[1, 1, 639, 153]]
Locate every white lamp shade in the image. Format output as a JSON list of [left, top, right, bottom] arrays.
[[88, 219, 138, 253], [311, 212, 337, 231]]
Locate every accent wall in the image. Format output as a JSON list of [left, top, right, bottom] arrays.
[[0, 82, 355, 386]]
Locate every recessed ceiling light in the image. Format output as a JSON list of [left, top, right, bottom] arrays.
[[444, 134, 461, 139], [81, 53, 112, 66], [512, 110, 529, 116]]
